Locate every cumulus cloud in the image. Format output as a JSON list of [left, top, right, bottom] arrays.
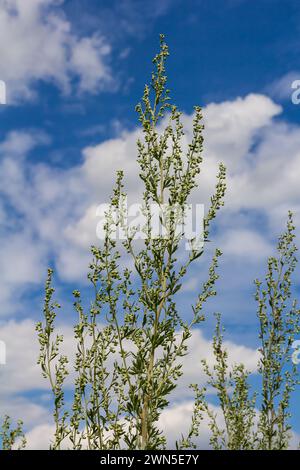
[[21, 401, 300, 449], [0, 318, 76, 394], [268, 71, 300, 101], [0, 318, 77, 443], [158, 400, 223, 449], [221, 229, 273, 260], [174, 328, 259, 400], [159, 401, 300, 449], [0, 2, 298, 449], [22, 423, 55, 450], [0, 92, 297, 314], [21, 401, 222, 449], [0, 318, 258, 398], [0, 318, 258, 448], [0, 0, 112, 102]]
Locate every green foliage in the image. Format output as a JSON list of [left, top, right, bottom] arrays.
[[256, 211, 300, 449], [0, 416, 26, 450], [34, 35, 225, 450], [1, 37, 299, 452], [36, 268, 69, 449], [181, 214, 300, 450]]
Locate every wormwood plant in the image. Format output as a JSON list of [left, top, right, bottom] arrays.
[[35, 35, 226, 450], [183, 213, 300, 450], [0, 416, 26, 450], [1, 37, 299, 452], [256, 212, 300, 449]]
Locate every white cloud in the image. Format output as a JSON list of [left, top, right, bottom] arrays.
[[22, 423, 55, 450], [70, 35, 111, 93], [159, 400, 300, 449], [173, 328, 259, 400], [0, 318, 75, 443], [268, 71, 300, 101], [0, 398, 50, 430], [0, 0, 113, 102], [158, 400, 223, 449], [221, 229, 273, 260], [0, 318, 258, 448], [0, 317, 258, 398], [0, 92, 296, 313], [22, 402, 300, 449], [0, 4, 298, 446], [0, 319, 75, 394], [203, 94, 281, 166], [0, 129, 49, 156], [0, 319, 59, 446], [66, 93, 285, 268]]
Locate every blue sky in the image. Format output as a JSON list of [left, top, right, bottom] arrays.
[[0, 0, 300, 448]]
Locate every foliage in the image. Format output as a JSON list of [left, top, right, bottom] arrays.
[[0, 416, 26, 450], [182, 213, 300, 450], [256, 212, 300, 449], [0, 37, 299, 451], [33, 35, 225, 450]]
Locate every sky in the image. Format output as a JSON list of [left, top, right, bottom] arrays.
[[0, 0, 300, 448]]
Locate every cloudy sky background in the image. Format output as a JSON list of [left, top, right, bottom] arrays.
[[0, 0, 300, 448]]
